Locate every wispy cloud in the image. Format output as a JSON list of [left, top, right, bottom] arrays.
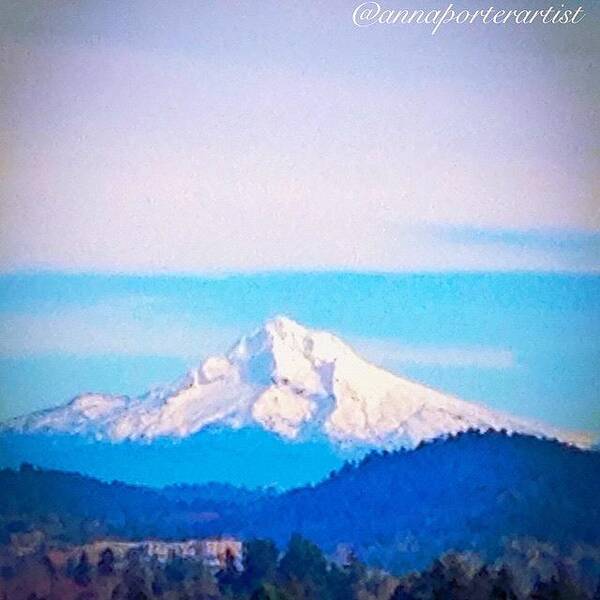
[[403, 225, 600, 273], [432, 225, 600, 254], [0, 293, 516, 372], [352, 337, 515, 370], [0, 295, 240, 361]]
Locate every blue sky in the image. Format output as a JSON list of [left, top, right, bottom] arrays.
[[0, 3, 598, 438], [1, 272, 598, 436]]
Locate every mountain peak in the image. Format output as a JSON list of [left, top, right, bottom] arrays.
[[226, 315, 351, 390], [3, 317, 589, 448], [232, 314, 344, 355], [265, 314, 308, 335]]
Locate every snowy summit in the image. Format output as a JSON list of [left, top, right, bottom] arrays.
[[3, 316, 588, 448]]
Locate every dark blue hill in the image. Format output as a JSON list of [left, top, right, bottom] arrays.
[[240, 431, 600, 571]]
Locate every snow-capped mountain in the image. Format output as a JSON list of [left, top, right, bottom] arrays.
[[2, 316, 588, 448]]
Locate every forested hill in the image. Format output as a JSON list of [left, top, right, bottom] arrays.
[[1, 431, 599, 573], [243, 430, 600, 570], [0, 467, 258, 543]]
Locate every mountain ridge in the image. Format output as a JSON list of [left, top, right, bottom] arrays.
[[3, 315, 590, 450]]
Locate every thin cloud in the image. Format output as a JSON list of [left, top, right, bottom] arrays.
[[352, 337, 515, 370], [431, 225, 600, 256], [0, 297, 515, 371], [0, 297, 241, 361]]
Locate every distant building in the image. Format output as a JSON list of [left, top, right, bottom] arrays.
[[198, 537, 243, 570], [83, 537, 242, 570], [9, 534, 243, 572], [9, 530, 45, 557]]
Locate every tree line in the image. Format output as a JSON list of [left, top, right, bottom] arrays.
[[1, 534, 599, 599]]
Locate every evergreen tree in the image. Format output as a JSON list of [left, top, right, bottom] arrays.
[[119, 549, 153, 600], [164, 554, 186, 584], [217, 548, 240, 596], [250, 582, 291, 600], [98, 546, 115, 576], [529, 566, 589, 600], [241, 539, 279, 593], [490, 566, 518, 600], [391, 584, 417, 600], [278, 534, 329, 600], [72, 551, 91, 587]]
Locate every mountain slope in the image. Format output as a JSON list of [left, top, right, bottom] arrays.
[[2, 316, 587, 450]]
